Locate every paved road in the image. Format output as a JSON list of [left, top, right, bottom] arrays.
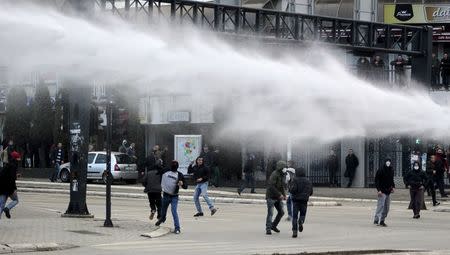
[[2, 193, 450, 255]]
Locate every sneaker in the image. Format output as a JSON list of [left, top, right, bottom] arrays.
[[211, 208, 218, 216], [292, 231, 297, 238], [413, 215, 420, 219], [271, 226, 280, 233], [379, 221, 387, 227], [3, 208, 11, 219], [193, 212, 204, 217], [266, 230, 272, 235], [299, 223, 303, 232], [174, 229, 181, 234], [237, 189, 241, 196], [149, 210, 156, 221], [155, 219, 164, 226], [442, 195, 448, 198], [250, 191, 256, 194], [433, 202, 440, 206], [373, 220, 378, 225]]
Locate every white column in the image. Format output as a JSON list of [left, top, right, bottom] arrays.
[[280, 0, 314, 14], [354, 0, 377, 22]]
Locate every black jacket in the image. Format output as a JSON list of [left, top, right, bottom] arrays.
[[345, 154, 359, 177], [326, 155, 339, 172], [289, 168, 313, 202], [266, 161, 287, 200], [0, 160, 18, 196], [188, 164, 210, 184], [390, 59, 406, 73], [142, 168, 163, 193], [441, 57, 450, 74], [243, 158, 255, 174], [404, 169, 428, 190], [375, 164, 395, 195]]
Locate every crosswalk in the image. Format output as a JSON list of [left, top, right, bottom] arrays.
[[92, 239, 322, 254]]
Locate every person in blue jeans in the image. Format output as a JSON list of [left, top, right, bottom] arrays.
[[288, 167, 313, 238], [0, 151, 21, 219], [155, 161, 187, 234], [188, 157, 218, 217]]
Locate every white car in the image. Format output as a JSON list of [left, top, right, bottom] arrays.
[[59, 151, 138, 184]]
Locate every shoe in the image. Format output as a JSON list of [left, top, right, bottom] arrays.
[[155, 219, 163, 226], [379, 221, 387, 227], [299, 223, 303, 232], [211, 208, 218, 216], [433, 202, 440, 206], [442, 195, 448, 198], [266, 230, 272, 235], [373, 220, 378, 225], [292, 231, 297, 238], [193, 212, 204, 217], [413, 215, 420, 219], [3, 208, 10, 219], [271, 226, 280, 233], [237, 189, 241, 196], [250, 191, 256, 194], [174, 229, 181, 234], [149, 210, 156, 221], [286, 217, 291, 222]]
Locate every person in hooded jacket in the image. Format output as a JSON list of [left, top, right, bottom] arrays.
[[188, 157, 218, 217], [155, 161, 187, 234], [265, 161, 287, 235], [0, 151, 21, 219], [373, 159, 395, 227], [288, 167, 313, 238], [404, 161, 428, 219], [142, 158, 164, 221], [426, 155, 441, 206]]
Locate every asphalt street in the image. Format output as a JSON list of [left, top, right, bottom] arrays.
[[2, 193, 450, 255]]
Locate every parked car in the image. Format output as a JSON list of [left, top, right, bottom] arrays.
[[59, 151, 138, 184]]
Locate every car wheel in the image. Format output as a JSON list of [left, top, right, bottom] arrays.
[[59, 169, 70, 183]]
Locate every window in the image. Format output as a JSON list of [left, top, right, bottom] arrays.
[[95, 154, 107, 164], [88, 153, 96, 164], [115, 154, 132, 164]]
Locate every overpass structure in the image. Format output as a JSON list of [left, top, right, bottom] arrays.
[[59, 0, 432, 84]]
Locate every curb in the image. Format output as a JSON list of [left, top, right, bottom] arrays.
[[0, 243, 77, 254], [17, 187, 341, 206]]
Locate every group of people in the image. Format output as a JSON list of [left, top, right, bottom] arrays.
[[431, 52, 450, 90], [0, 139, 22, 220], [356, 54, 409, 87], [118, 139, 137, 159], [142, 151, 218, 234], [373, 146, 450, 227]]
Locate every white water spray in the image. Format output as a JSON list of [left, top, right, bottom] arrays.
[[1, 3, 449, 142]]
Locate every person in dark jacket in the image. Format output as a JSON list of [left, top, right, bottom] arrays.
[[404, 161, 428, 219], [390, 55, 406, 87], [356, 57, 370, 79], [440, 53, 450, 90], [142, 159, 163, 221], [435, 148, 448, 197], [237, 153, 256, 195], [0, 151, 21, 219], [431, 53, 440, 89], [188, 157, 217, 217], [344, 149, 359, 188], [50, 142, 64, 182], [371, 55, 385, 81], [426, 155, 441, 206], [327, 149, 339, 187], [288, 167, 313, 238], [373, 159, 395, 227], [155, 161, 188, 234], [265, 161, 287, 235]]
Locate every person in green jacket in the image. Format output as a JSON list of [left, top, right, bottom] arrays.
[[265, 160, 287, 235]]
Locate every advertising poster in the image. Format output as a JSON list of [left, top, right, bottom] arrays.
[[174, 135, 202, 175]]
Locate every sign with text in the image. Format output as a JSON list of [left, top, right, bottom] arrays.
[[385, 4, 450, 24]]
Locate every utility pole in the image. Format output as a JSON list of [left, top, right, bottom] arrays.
[[104, 95, 114, 227]]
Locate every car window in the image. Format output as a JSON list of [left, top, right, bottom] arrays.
[[115, 154, 132, 164], [95, 154, 107, 164], [88, 153, 96, 164]]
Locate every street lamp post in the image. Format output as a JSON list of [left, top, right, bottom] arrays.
[[104, 97, 113, 227]]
